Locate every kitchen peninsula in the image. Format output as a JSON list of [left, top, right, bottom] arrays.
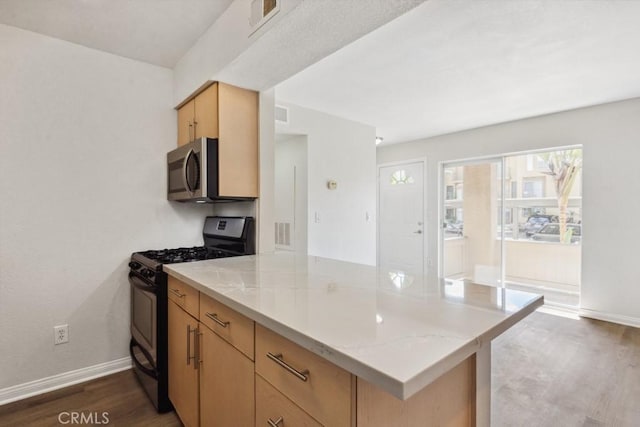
[[164, 253, 543, 427]]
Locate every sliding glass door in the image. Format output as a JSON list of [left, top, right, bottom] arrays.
[[441, 147, 582, 307], [441, 158, 505, 287]]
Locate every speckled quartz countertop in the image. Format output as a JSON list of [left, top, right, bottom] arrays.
[[164, 253, 543, 400]]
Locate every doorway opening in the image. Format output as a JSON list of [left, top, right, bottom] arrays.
[[441, 147, 582, 309], [274, 134, 308, 253]]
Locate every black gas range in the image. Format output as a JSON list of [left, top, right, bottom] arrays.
[[129, 216, 255, 412]]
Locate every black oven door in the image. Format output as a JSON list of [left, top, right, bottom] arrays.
[[130, 273, 157, 363]]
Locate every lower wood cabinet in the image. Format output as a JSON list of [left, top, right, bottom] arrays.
[[167, 278, 476, 427], [200, 326, 254, 427], [255, 324, 355, 427], [168, 291, 254, 427], [256, 374, 322, 427], [168, 300, 199, 427]]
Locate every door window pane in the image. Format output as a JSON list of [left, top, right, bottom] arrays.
[[390, 169, 415, 185]]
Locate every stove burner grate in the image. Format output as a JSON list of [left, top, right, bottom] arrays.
[[140, 246, 213, 264]]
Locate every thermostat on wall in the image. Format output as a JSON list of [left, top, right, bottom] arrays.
[[327, 180, 337, 190]]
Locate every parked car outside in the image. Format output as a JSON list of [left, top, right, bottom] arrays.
[[522, 214, 559, 237], [531, 223, 582, 243]]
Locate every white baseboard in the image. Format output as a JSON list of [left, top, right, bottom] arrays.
[[0, 357, 132, 406], [579, 308, 640, 329]]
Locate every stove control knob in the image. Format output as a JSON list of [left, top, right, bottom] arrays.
[[142, 269, 155, 279], [128, 261, 141, 270]]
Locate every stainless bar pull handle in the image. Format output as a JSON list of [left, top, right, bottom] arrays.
[[267, 417, 283, 427], [170, 288, 185, 298], [187, 325, 197, 366], [193, 120, 198, 139], [266, 352, 309, 382], [188, 121, 193, 142], [186, 325, 192, 365], [205, 312, 230, 328], [194, 328, 201, 370]]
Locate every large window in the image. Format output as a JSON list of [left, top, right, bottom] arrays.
[[442, 147, 583, 308]]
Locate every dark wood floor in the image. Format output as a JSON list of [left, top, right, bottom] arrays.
[[0, 370, 180, 427], [0, 311, 638, 426]]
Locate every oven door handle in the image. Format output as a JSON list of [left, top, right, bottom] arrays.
[[130, 339, 158, 379], [129, 272, 156, 293]]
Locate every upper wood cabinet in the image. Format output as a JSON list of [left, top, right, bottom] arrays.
[[177, 98, 196, 147], [176, 81, 259, 198]]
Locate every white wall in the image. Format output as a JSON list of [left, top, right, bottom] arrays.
[[172, 0, 420, 103], [275, 134, 308, 252], [172, 0, 302, 103], [377, 98, 640, 326], [276, 102, 377, 265], [0, 25, 210, 391]]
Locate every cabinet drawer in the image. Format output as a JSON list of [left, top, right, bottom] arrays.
[[256, 374, 321, 427], [199, 293, 254, 360], [168, 276, 199, 318], [255, 325, 354, 427]]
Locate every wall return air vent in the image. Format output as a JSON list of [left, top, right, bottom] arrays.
[[275, 104, 289, 124], [275, 222, 292, 248], [250, 0, 280, 33]]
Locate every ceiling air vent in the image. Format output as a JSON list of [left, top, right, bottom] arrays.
[[250, 0, 280, 33], [275, 104, 289, 124]]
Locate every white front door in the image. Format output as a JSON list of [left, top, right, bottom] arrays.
[[378, 161, 425, 275]]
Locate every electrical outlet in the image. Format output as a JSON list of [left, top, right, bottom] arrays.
[[54, 324, 69, 345]]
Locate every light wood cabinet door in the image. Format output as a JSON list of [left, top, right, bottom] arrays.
[[177, 98, 195, 146], [256, 374, 322, 427], [217, 82, 259, 198], [168, 301, 199, 427], [168, 276, 199, 318], [255, 325, 354, 427], [194, 83, 219, 140], [199, 292, 254, 360], [199, 326, 254, 427]]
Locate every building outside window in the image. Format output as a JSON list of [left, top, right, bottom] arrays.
[[522, 178, 545, 198]]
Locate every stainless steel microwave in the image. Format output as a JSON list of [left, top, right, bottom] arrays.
[[167, 137, 254, 202]]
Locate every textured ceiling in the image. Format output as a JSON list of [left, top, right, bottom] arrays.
[[276, 0, 640, 144], [217, 0, 425, 92], [0, 0, 233, 68]]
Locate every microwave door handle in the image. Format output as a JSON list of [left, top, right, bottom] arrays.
[[182, 149, 194, 196]]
